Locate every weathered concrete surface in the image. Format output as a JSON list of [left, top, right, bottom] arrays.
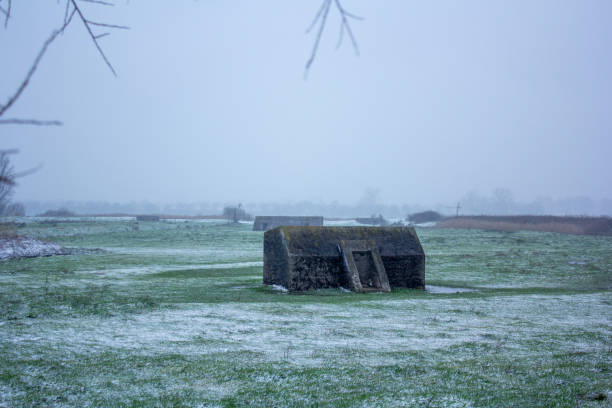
[[263, 226, 425, 292], [136, 215, 160, 222], [339, 240, 390, 293], [253, 216, 324, 231], [355, 216, 389, 226]]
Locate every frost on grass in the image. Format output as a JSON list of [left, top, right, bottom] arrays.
[[76, 261, 263, 279], [0, 237, 69, 260], [426, 285, 478, 294], [3, 293, 610, 368], [2, 220, 611, 406]]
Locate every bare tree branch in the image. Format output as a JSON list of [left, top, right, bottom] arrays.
[[63, 0, 72, 28], [1, 0, 127, 127], [305, 0, 362, 78], [333, 0, 360, 56], [306, 0, 329, 34], [0, 119, 63, 126], [79, 0, 115, 6], [70, 0, 130, 77], [85, 20, 129, 30], [3, 0, 10, 28], [304, 0, 332, 78], [335, 19, 344, 50], [0, 0, 11, 28], [14, 163, 43, 178], [0, 22, 70, 120]]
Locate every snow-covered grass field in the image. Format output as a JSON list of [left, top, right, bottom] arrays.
[[1, 219, 611, 407]]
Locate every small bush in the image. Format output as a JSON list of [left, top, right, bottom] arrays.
[[39, 208, 76, 217], [407, 211, 443, 224]]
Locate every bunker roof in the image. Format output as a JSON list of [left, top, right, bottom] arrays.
[[270, 226, 424, 257]]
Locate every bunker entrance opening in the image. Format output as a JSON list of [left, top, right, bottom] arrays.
[[353, 250, 378, 288], [339, 240, 391, 293]]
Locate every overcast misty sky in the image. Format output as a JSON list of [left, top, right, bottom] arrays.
[[2, 1, 611, 206]]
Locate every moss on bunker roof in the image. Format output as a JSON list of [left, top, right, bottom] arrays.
[[268, 226, 424, 257]]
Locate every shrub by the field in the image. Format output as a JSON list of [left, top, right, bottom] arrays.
[[407, 211, 443, 224], [436, 215, 612, 236], [39, 208, 76, 217]]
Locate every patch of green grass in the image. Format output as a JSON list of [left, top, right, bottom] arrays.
[[1, 219, 611, 407]]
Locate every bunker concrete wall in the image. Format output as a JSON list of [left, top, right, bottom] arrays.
[[263, 226, 425, 291], [254, 216, 324, 231], [263, 229, 290, 288]]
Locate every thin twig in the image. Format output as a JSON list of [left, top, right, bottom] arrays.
[[305, 0, 329, 34], [335, 20, 344, 50], [79, 0, 115, 6], [304, 0, 332, 77], [304, 0, 362, 78], [334, 0, 360, 56], [0, 20, 72, 119], [85, 20, 129, 30], [1, 0, 127, 126], [70, 0, 130, 77], [63, 0, 71, 28], [1, 0, 11, 28], [14, 163, 43, 178], [0, 119, 63, 126]]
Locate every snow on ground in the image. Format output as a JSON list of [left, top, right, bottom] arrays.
[[324, 219, 362, 226], [414, 221, 438, 227], [76, 261, 263, 278], [426, 285, 478, 294], [324, 218, 437, 227], [3, 293, 610, 367], [27, 216, 135, 222], [0, 237, 69, 260]]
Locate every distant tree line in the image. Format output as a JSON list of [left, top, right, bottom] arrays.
[[13, 192, 612, 219]]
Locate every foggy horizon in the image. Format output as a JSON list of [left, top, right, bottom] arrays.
[[3, 1, 612, 209], [18, 187, 612, 217]]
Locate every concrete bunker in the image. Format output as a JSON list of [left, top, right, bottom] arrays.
[[253, 216, 324, 231], [263, 226, 425, 292], [136, 215, 160, 222]]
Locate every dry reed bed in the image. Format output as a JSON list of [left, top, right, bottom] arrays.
[[436, 215, 612, 236]]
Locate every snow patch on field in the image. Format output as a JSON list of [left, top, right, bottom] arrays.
[[324, 219, 361, 226], [3, 293, 610, 367], [76, 261, 263, 278], [426, 285, 478, 294], [0, 237, 69, 260]]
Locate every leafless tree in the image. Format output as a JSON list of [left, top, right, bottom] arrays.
[[0, 150, 17, 214], [0, 149, 40, 215]]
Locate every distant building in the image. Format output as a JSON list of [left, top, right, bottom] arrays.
[[136, 215, 160, 221], [263, 226, 425, 292], [253, 216, 324, 231], [355, 214, 389, 226]]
